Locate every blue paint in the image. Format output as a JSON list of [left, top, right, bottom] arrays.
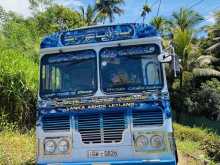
[[37, 159, 176, 165], [40, 23, 159, 49]]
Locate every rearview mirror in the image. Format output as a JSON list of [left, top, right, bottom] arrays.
[[158, 52, 172, 63]]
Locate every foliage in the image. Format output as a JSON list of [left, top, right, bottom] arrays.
[[79, 5, 98, 26], [175, 114, 220, 135], [172, 78, 220, 121], [0, 3, 87, 130], [201, 134, 220, 162], [141, 3, 151, 23], [95, 0, 124, 23], [169, 8, 204, 31], [174, 123, 220, 162], [150, 16, 167, 32], [29, 0, 54, 14], [193, 10, 220, 80], [173, 28, 192, 71], [1, 19, 40, 62], [0, 49, 38, 129], [34, 4, 83, 36]]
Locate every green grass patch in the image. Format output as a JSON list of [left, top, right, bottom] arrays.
[[0, 130, 35, 165], [174, 114, 220, 135], [174, 123, 220, 162], [176, 140, 202, 156]]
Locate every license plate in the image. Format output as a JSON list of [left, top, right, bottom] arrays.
[[88, 150, 118, 158]]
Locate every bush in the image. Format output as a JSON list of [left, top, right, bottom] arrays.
[[202, 134, 220, 162], [171, 78, 220, 121], [174, 123, 206, 142], [0, 49, 38, 129], [174, 123, 220, 162]]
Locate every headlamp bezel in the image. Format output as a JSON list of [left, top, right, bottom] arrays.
[[133, 131, 166, 152], [43, 137, 71, 155]]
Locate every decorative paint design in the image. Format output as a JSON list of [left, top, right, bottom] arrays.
[[100, 44, 159, 58], [38, 91, 170, 115], [40, 23, 159, 49]]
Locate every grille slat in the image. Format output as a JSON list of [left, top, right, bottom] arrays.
[[42, 115, 70, 131], [77, 112, 125, 144], [133, 109, 163, 127]]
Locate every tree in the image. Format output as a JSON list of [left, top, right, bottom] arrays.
[[141, 3, 151, 23], [150, 16, 167, 32], [192, 10, 220, 80], [206, 11, 220, 55], [35, 5, 83, 35], [168, 8, 203, 87], [95, 0, 124, 23], [29, 0, 54, 14], [79, 5, 98, 26], [173, 28, 193, 71], [170, 8, 203, 31]]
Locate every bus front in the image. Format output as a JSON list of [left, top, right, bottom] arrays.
[[37, 23, 177, 165]]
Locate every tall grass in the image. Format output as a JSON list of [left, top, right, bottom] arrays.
[[0, 48, 38, 129]]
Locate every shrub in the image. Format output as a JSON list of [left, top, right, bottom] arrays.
[[174, 123, 220, 162], [0, 49, 38, 129], [174, 123, 206, 142], [201, 134, 220, 162], [171, 78, 220, 121]]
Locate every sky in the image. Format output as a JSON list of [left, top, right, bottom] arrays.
[[0, 0, 219, 26]]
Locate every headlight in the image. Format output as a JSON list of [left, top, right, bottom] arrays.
[[45, 140, 56, 154], [57, 139, 69, 153], [135, 135, 149, 148], [150, 135, 163, 148]]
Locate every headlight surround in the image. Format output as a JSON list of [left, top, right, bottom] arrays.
[[150, 135, 164, 148], [135, 135, 149, 148], [44, 137, 71, 155], [134, 132, 165, 152], [57, 139, 70, 153], [44, 139, 56, 154]]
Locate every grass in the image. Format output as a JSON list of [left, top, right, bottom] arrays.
[[174, 123, 220, 164], [0, 130, 35, 165], [174, 114, 220, 135]]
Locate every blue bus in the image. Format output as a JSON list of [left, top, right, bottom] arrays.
[[37, 23, 178, 165]]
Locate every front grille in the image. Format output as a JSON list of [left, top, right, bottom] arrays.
[[132, 109, 163, 127], [76, 112, 126, 144], [77, 113, 101, 144], [42, 115, 70, 131]]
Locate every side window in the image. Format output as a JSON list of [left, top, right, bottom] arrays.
[[145, 62, 161, 85]]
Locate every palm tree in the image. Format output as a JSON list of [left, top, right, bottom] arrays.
[[141, 3, 151, 23], [170, 8, 204, 31], [192, 11, 220, 80], [150, 16, 167, 32], [168, 8, 203, 87], [79, 5, 98, 26], [95, 0, 124, 23]]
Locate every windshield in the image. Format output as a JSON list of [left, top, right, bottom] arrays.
[[100, 44, 163, 93], [40, 50, 97, 98]]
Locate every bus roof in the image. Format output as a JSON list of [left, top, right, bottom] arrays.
[[40, 23, 159, 49]]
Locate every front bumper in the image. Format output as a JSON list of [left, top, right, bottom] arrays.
[[38, 160, 176, 165]]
